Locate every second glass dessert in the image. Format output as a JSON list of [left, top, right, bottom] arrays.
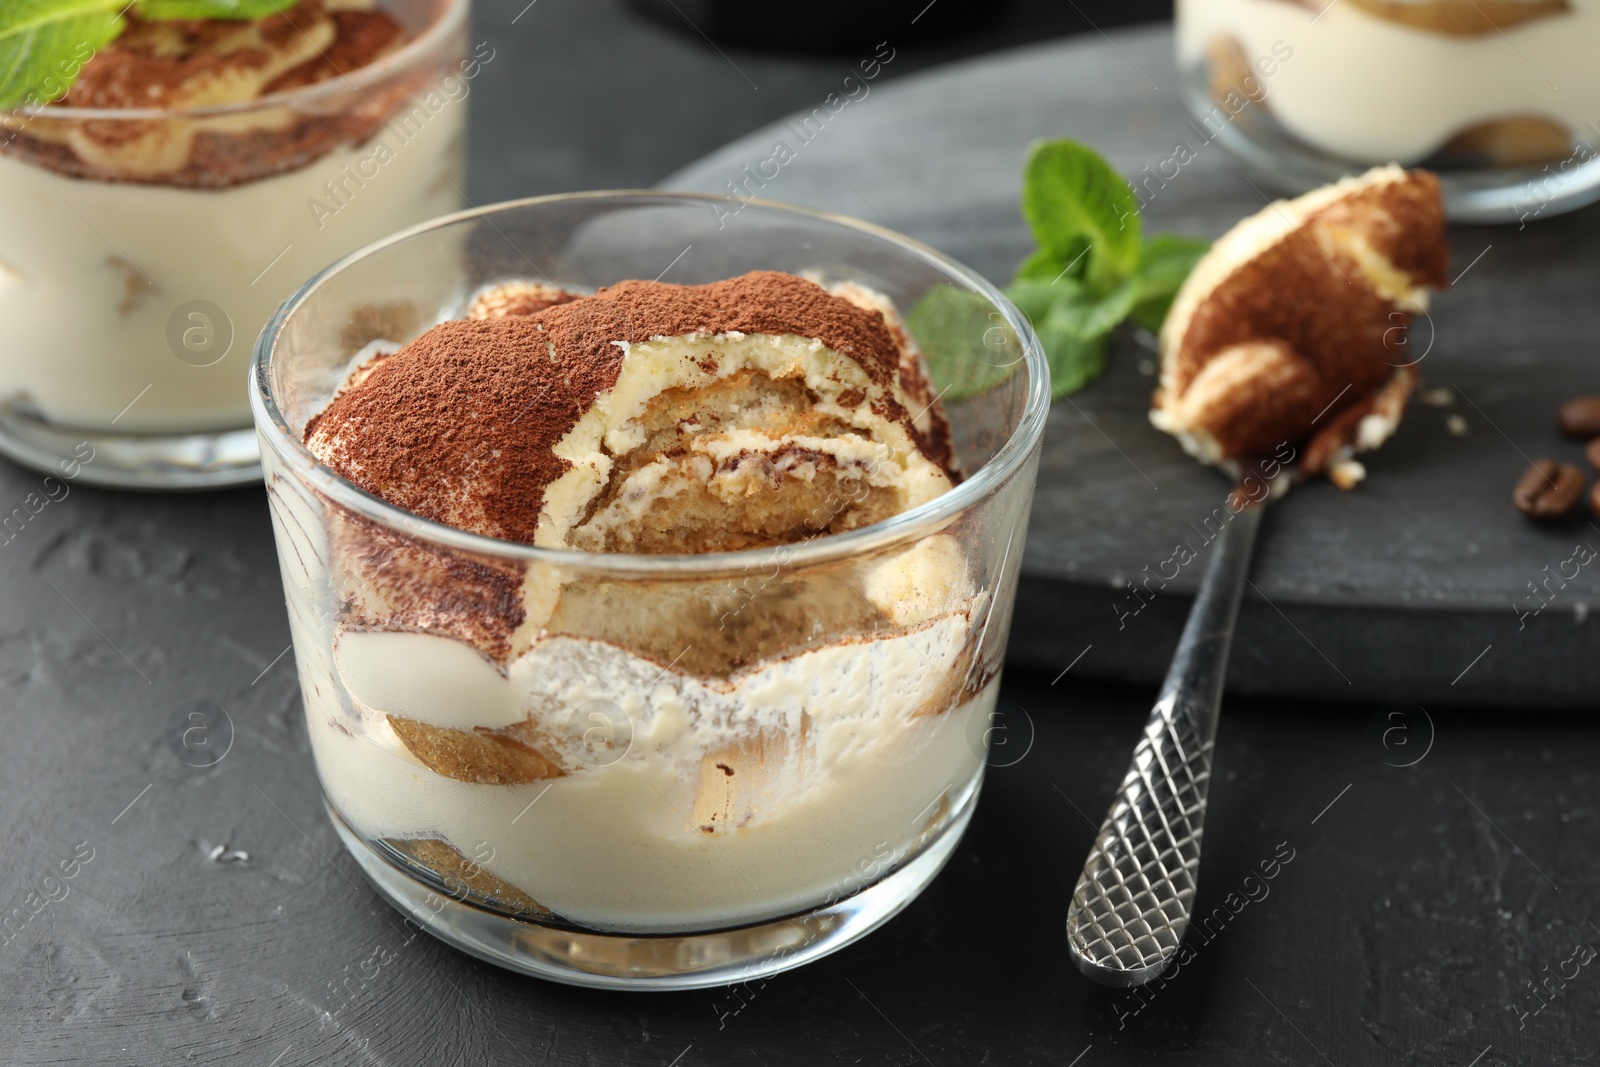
[[1178, 0, 1600, 222], [252, 192, 1048, 989], [0, 0, 469, 487]]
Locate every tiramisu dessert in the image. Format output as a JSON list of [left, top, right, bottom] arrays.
[[1179, 0, 1596, 166], [268, 270, 1001, 933], [1151, 165, 1449, 487], [0, 0, 465, 480]]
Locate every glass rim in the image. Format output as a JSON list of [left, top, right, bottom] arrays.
[[250, 190, 1051, 577], [8, 0, 468, 123]]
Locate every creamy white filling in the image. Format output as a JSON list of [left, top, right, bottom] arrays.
[[1357, 412, 1398, 450], [334, 612, 972, 750], [0, 103, 461, 432], [311, 620, 988, 933], [1148, 408, 1225, 465], [1177, 0, 1599, 162]]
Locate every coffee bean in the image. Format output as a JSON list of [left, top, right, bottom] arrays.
[[1513, 459, 1586, 521], [1558, 395, 1600, 439], [1587, 437, 1600, 473]]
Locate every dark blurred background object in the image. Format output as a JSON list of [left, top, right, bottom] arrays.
[[628, 0, 1168, 50], [629, 0, 996, 49], [470, 0, 1171, 203]]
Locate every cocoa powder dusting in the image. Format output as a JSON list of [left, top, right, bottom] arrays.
[[542, 271, 906, 394], [64, 2, 403, 108], [310, 272, 925, 544], [263, 9, 407, 94], [312, 316, 616, 544], [3, 1, 432, 188]]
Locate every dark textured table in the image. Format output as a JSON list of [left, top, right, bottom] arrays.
[[5, 4, 1599, 1066]]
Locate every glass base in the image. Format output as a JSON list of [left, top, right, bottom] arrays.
[[1181, 75, 1600, 225], [0, 403, 261, 490], [325, 777, 980, 991]]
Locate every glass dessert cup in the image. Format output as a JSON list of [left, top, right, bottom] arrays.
[[251, 192, 1049, 990], [1177, 0, 1600, 223], [0, 0, 468, 489]]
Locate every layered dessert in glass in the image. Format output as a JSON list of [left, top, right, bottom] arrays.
[[0, 0, 467, 487], [251, 193, 1048, 988], [1177, 0, 1600, 221]]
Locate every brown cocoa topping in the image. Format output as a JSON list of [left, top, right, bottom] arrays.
[[309, 272, 926, 546], [549, 271, 905, 393], [1, 0, 438, 188], [310, 316, 599, 545], [262, 7, 406, 94], [467, 281, 585, 321], [62, 2, 401, 109]]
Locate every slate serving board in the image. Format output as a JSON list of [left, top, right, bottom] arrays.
[[664, 25, 1600, 707]]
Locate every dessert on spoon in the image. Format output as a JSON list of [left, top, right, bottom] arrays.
[[1069, 165, 1449, 986]]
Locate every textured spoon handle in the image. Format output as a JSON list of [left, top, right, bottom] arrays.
[[1066, 500, 1263, 987]]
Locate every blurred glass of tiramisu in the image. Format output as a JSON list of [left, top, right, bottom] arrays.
[[0, 0, 470, 487], [1177, 0, 1600, 221]]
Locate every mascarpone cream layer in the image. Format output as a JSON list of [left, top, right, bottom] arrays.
[[0, 103, 460, 432], [1178, 0, 1599, 162], [309, 610, 987, 932], [263, 442, 987, 931]]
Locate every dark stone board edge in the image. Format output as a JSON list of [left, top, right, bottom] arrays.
[[1009, 574, 1593, 709]]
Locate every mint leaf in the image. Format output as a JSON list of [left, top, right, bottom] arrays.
[[1001, 277, 1062, 325], [909, 272, 1149, 402], [136, 0, 299, 20], [1023, 277, 1138, 398], [997, 140, 1212, 399], [1013, 243, 1089, 285], [905, 286, 1025, 402], [1020, 139, 1142, 292], [1130, 234, 1210, 333], [1037, 323, 1110, 398], [0, 2, 124, 109]]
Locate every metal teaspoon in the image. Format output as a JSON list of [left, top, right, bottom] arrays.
[[1065, 489, 1264, 987]]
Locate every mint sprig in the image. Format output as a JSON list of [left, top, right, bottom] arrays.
[[0, 0, 300, 111], [1018, 139, 1143, 291], [0, 3, 125, 110], [1128, 233, 1211, 334], [908, 138, 1211, 401]]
